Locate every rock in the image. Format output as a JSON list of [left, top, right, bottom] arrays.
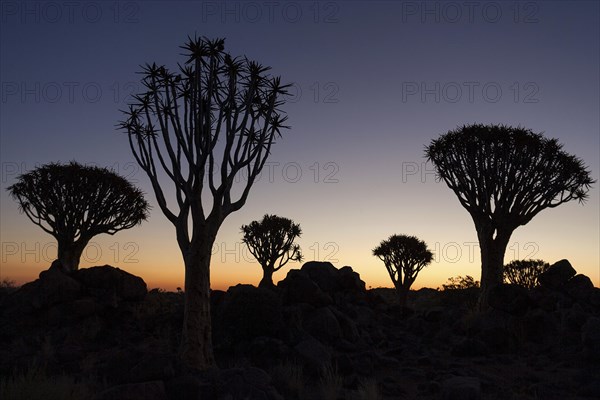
[[538, 260, 576, 290], [129, 353, 176, 383], [338, 266, 366, 294], [94, 380, 167, 400], [521, 309, 559, 347], [217, 367, 283, 400], [165, 375, 215, 400], [303, 306, 342, 344], [215, 284, 284, 345], [488, 284, 531, 316], [565, 274, 594, 303], [441, 376, 481, 400], [278, 269, 332, 306], [581, 317, 600, 359], [300, 261, 341, 293], [75, 265, 147, 301], [294, 336, 332, 375], [452, 338, 489, 357]]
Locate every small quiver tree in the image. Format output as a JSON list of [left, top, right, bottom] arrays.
[[504, 259, 550, 289], [373, 234, 434, 308], [241, 214, 303, 288]]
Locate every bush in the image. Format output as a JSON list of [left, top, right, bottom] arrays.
[[441, 275, 480, 290], [504, 259, 550, 289]]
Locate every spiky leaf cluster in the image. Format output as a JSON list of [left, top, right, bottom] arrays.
[[504, 259, 550, 289], [425, 124, 594, 230], [7, 162, 149, 242], [241, 214, 303, 272], [373, 235, 433, 288], [119, 36, 291, 229]]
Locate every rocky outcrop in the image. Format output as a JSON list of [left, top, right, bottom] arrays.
[[1, 259, 598, 400]]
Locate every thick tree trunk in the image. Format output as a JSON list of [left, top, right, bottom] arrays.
[[179, 234, 217, 371], [477, 228, 512, 310], [57, 239, 88, 273], [258, 267, 275, 288], [395, 284, 410, 309]]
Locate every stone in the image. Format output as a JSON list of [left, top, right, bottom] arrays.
[[278, 269, 332, 306], [300, 261, 341, 293], [75, 265, 147, 301], [581, 317, 600, 358], [488, 284, 531, 316], [215, 284, 284, 345], [94, 380, 167, 400], [165, 375, 215, 400], [303, 306, 342, 343], [441, 376, 481, 400], [538, 260, 576, 290], [129, 353, 176, 383], [565, 274, 595, 303], [294, 336, 332, 375]]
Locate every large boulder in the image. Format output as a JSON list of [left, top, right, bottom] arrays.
[[488, 284, 531, 316], [278, 262, 366, 307], [75, 265, 147, 301], [565, 274, 595, 303], [215, 284, 285, 345], [278, 269, 332, 306], [3, 266, 82, 313], [303, 306, 342, 344], [538, 259, 576, 290]]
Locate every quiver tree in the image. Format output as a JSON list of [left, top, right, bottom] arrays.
[[119, 36, 290, 370], [373, 234, 433, 308], [7, 162, 149, 273], [504, 259, 550, 289], [241, 214, 303, 288], [426, 124, 594, 309]]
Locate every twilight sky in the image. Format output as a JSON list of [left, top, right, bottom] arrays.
[[1, 1, 599, 291]]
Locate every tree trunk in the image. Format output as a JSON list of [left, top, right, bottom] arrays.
[[396, 285, 409, 309], [258, 267, 275, 288], [477, 228, 512, 310], [178, 234, 217, 371], [57, 239, 88, 273]]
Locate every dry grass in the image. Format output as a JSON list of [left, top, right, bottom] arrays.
[[0, 364, 96, 400], [319, 362, 343, 400], [269, 359, 305, 399], [355, 377, 382, 400]]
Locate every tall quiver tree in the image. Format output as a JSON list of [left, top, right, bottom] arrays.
[[119, 36, 290, 370], [373, 234, 433, 308], [7, 162, 149, 273], [241, 214, 303, 288], [425, 124, 594, 309]]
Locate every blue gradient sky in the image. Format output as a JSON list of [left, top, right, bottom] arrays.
[[1, 1, 599, 290]]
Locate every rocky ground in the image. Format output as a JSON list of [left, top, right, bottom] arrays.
[[1, 260, 599, 400]]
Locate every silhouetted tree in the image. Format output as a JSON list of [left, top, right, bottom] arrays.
[[426, 124, 594, 309], [373, 234, 433, 308], [7, 162, 149, 273], [119, 36, 290, 370], [504, 259, 550, 289], [241, 214, 303, 288], [441, 275, 480, 290]]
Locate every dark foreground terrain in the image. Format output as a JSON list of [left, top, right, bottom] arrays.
[[1, 260, 599, 400]]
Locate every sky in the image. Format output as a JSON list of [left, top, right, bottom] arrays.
[[1, 0, 599, 291]]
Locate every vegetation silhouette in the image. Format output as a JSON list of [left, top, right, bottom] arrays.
[[119, 36, 291, 370], [441, 275, 480, 290], [373, 234, 433, 308], [7, 162, 149, 273], [425, 124, 594, 310], [241, 214, 303, 288], [504, 259, 550, 289]]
